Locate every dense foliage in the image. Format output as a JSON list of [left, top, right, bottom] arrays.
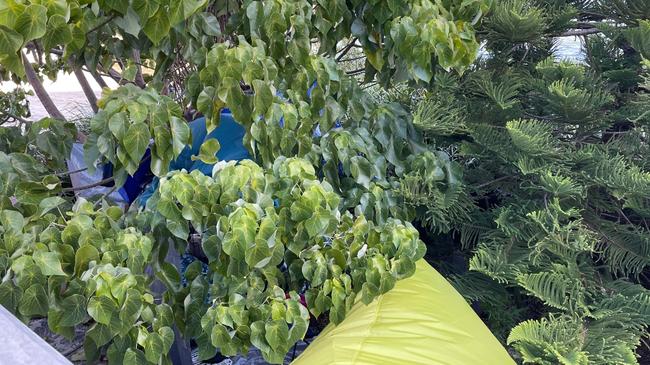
[[1, 0, 650, 364], [410, 1, 650, 364], [1, 0, 486, 364], [149, 158, 425, 362]]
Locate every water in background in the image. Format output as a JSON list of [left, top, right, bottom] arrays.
[[25, 91, 98, 121], [1, 70, 113, 121], [554, 36, 585, 62]]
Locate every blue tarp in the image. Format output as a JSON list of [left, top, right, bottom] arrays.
[[171, 111, 250, 173], [123, 82, 334, 205], [135, 110, 250, 206]]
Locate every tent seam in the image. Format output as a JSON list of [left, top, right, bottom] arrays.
[[349, 294, 384, 363]]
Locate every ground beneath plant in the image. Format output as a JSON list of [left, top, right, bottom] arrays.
[[30, 318, 311, 365], [29, 318, 88, 363]]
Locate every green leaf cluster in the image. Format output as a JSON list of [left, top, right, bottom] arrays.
[[147, 157, 425, 363], [0, 197, 177, 364], [0, 88, 30, 124], [0, 120, 76, 212], [409, 2, 650, 362], [85, 85, 190, 183], [2, 0, 496, 363]]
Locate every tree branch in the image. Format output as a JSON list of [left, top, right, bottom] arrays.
[[55, 167, 87, 177], [106, 66, 137, 86], [2, 112, 30, 125], [61, 176, 115, 193], [88, 68, 109, 89], [361, 82, 377, 90], [132, 49, 147, 88], [87, 15, 117, 34], [473, 176, 511, 189], [70, 58, 99, 113], [558, 28, 601, 37], [338, 55, 366, 63], [346, 67, 366, 76], [93, 184, 118, 208], [24, 49, 87, 142], [21, 51, 65, 120], [336, 38, 358, 61]]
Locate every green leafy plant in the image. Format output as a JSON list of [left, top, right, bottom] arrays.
[[1, 0, 489, 364], [0, 88, 30, 124], [7, 0, 648, 364], [0, 199, 177, 364], [408, 2, 650, 363], [146, 157, 425, 362], [85, 85, 190, 181]]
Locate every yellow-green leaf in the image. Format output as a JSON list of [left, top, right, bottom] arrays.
[[14, 4, 47, 42], [33, 251, 67, 276]]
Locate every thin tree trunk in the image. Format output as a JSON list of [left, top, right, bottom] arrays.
[[22, 51, 87, 143], [104, 65, 133, 86], [21, 51, 65, 120], [89, 69, 109, 89], [70, 59, 99, 113], [132, 49, 146, 88]]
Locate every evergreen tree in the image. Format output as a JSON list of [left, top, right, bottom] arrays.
[[409, 1, 650, 363]]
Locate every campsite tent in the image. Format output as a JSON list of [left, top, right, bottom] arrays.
[[292, 260, 515, 365]]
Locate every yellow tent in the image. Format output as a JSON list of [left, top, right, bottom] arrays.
[[292, 260, 515, 365]]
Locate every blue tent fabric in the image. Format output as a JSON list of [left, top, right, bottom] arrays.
[[131, 83, 339, 206], [104, 148, 155, 203], [137, 110, 250, 207], [170, 111, 250, 175]]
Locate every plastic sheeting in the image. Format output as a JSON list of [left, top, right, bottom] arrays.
[[66, 143, 128, 206], [292, 260, 515, 365]]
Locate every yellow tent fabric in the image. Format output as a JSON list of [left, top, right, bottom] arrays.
[[292, 260, 515, 365]]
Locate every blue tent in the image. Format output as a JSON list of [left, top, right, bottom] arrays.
[[132, 110, 250, 206], [119, 81, 333, 205]]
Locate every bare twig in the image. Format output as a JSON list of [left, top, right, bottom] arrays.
[[87, 15, 117, 34], [338, 55, 366, 63], [3, 113, 30, 124], [336, 38, 358, 61], [558, 28, 601, 37], [55, 167, 88, 177], [61, 176, 115, 193], [473, 176, 511, 189], [616, 208, 634, 226], [61, 343, 84, 357], [93, 184, 118, 208], [346, 67, 366, 76], [49, 48, 63, 56]]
